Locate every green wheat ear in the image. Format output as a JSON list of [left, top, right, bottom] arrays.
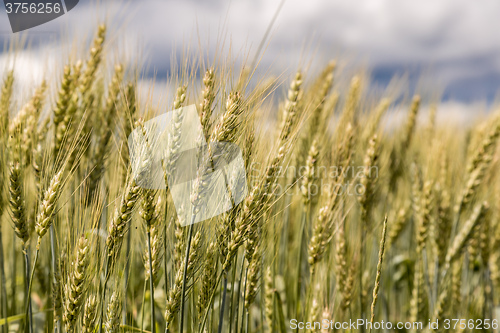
[[35, 168, 64, 239], [105, 291, 122, 333]]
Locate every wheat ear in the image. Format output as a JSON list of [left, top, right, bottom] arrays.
[[81, 294, 98, 333], [370, 215, 388, 325], [140, 188, 160, 333], [164, 231, 201, 330], [0, 70, 14, 133], [197, 241, 217, 319], [63, 236, 90, 333], [105, 179, 142, 262], [104, 291, 121, 333], [200, 68, 216, 135], [9, 162, 28, 247], [300, 139, 319, 205], [209, 91, 242, 143], [308, 206, 332, 275], [35, 169, 64, 239], [445, 201, 489, 270]]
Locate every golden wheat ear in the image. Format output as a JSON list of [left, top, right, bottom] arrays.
[[63, 235, 90, 333], [9, 162, 29, 247], [0, 70, 14, 134], [35, 168, 64, 240], [81, 294, 98, 333], [105, 291, 122, 333]]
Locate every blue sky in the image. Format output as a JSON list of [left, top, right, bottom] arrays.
[[1, 0, 500, 104]]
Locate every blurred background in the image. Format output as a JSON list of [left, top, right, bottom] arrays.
[[1, 0, 500, 112]]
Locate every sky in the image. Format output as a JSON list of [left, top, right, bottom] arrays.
[[1, 0, 500, 105]]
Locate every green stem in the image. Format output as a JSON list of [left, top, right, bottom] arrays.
[[218, 273, 228, 333], [146, 231, 156, 333], [240, 266, 249, 333], [24, 249, 33, 333], [234, 259, 245, 333], [140, 280, 147, 333], [11, 231, 16, 316], [295, 204, 308, 318], [123, 229, 132, 325], [50, 225, 60, 333], [0, 225, 8, 333], [229, 256, 238, 333], [24, 239, 40, 333], [163, 197, 169, 299], [98, 259, 110, 333], [359, 224, 365, 333]]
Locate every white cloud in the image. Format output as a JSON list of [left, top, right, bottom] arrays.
[[2, 0, 500, 102], [383, 100, 487, 132], [115, 0, 500, 94]]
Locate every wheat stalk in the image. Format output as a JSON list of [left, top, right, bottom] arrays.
[[445, 201, 489, 270], [164, 231, 201, 331], [370, 215, 388, 325]]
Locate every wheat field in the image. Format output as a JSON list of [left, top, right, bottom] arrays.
[[0, 24, 500, 333]]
